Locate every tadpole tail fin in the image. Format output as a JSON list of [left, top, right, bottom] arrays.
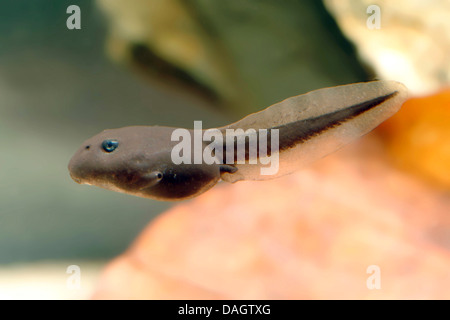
[[219, 80, 408, 183]]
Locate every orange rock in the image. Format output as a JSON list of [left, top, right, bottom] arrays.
[[92, 136, 450, 299], [378, 89, 450, 189]]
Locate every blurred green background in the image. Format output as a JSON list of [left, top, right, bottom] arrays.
[[0, 0, 367, 265]]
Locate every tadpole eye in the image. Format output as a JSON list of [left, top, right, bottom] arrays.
[[102, 139, 119, 153], [156, 172, 163, 180]]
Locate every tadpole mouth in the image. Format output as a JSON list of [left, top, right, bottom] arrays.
[[69, 170, 83, 184], [71, 174, 82, 184], [68, 155, 85, 184]]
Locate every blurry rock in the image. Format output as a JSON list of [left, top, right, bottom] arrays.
[[324, 0, 450, 96], [93, 135, 450, 299], [378, 89, 450, 189], [97, 0, 367, 116], [96, 0, 244, 110]]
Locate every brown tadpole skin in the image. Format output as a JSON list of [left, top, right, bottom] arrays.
[[68, 80, 408, 201], [68, 126, 225, 201]]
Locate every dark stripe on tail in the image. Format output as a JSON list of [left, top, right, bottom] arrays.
[[219, 91, 398, 163], [274, 91, 399, 151]]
